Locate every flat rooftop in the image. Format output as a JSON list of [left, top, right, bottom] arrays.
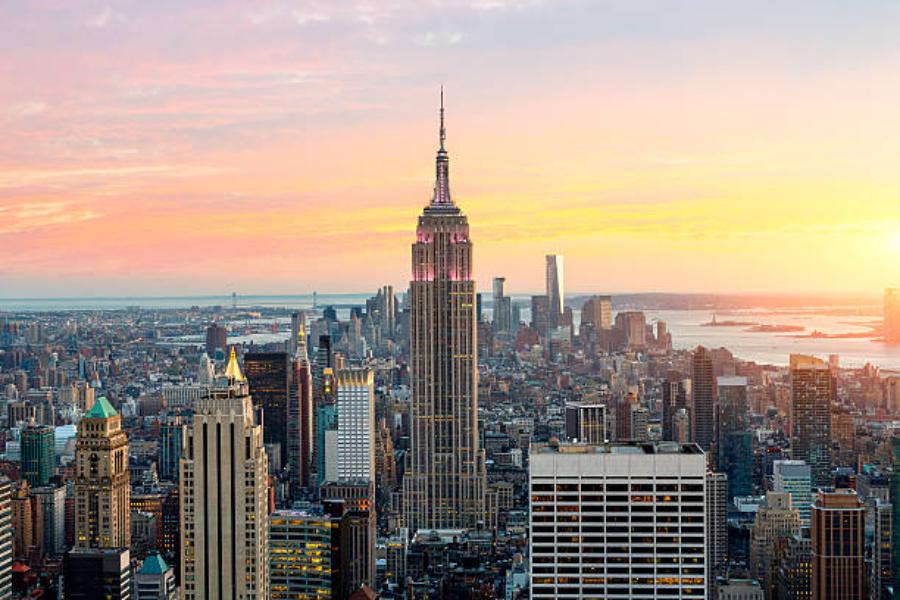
[[532, 441, 703, 455]]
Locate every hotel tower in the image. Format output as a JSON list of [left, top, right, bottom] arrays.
[[403, 91, 487, 531]]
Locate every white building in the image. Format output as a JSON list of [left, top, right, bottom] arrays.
[[529, 441, 707, 599], [335, 369, 375, 482], [180, 353, 269, 600]]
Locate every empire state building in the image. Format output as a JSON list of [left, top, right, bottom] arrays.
[[403, 92, 486, 531]]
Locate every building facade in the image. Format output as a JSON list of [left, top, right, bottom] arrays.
[[811, 490, 864, 600], [790, 354, 834, 489]]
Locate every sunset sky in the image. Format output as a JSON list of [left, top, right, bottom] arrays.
[[3, 1, 900, 298]]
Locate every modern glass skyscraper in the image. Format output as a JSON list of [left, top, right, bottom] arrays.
[[21, 424, 55, 488], [790, 354, 833, 489], [545, 254, 564, 326], [403, 92, 486, 531], [717, 377, 753, 499]]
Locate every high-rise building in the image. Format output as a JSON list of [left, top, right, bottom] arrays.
[[157, 415, 183, 482], [773, 460, 813, 527], [403, 93, 486, 532], [811, 490, 864, 600], [692, 346, 715, 453], [180, 351, 269, 600], [335, 370, 375, 482], [492, 277, 512, 332], [0, 478, 11, 600], [529, 441, 706, 599], [545, 254, 564, 326], [776, 533, 812, 600], [790, 354, 834, 489], [564, 402, 607, 444], [717, 377, 752, 498], [530, 295, 551, 335], [268, 502, 347, 600], [204, 323, 227, 358], [21, 424, 55, 488], [580, 295, 612, 330], [870, 499, 892, 600], [63, 547, 132, 600], [662, 371, 690, 442], [884, 288, 900, 343], [134, 552, 176, 600], [33, 485, 66, 556], [244, 351, 291, 469], [893, 435, 900, 595], [614, 311, 647, 350], [75, 396, 130, 549], [290, 332, 314, 494], [320, 482, 375, 595], [706, 471, 728, 591], [750, 492, 801, 598]]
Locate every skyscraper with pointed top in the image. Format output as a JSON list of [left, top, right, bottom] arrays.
[[403, 90, 486, 531]]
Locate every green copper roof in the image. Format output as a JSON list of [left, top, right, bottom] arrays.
[[85, 396, 117, 419], [140, 553, 169, 575]]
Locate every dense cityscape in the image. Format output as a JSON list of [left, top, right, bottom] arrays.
[[0, 97, 899, 600]]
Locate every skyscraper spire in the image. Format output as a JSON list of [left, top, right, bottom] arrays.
[[430, 86, 453, 207]]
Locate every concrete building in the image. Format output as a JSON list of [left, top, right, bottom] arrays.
[[64, 547, 132, 600], [564, 402, 607, 444], [790, 355, 833, 489], [0, 478, 12, 600], [529, 441, 707, 599], [580, 295, 612, 330], [870, 499, 891, 600], [707, 472, 728, 593], [545, 254, 564, 326], [750, 492, 801, 598], [692, 346, 715, 453], [134, 552, 176, 600], [718, 579, 763, 600], [179, 351, 269, 600], [335, 369, 375, 482]]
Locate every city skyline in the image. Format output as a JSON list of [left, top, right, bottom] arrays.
[[3, 1, 900, 297]]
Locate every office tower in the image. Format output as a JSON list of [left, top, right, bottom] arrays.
[[134, 552, 176, 600], [893, 435, 900, 595], [511, 301, 522, 330], [34, 485, 66, 555], [776, 533, 812, 600], [290, 332, 314, 493], [529, 441, 707, 599], [316, 399, 338, 486], [674, 409, 691, 443], [811, 490, 864, 600], [773, 460, 813, 527], [492, 277, 512, 332], [316, 335, 333, 374], [545, 254, 564, 326], [614, 391, 639, 441], [706, 471, 728, 589], [564, 402, 607, 444], [335, 369, 375, 482], [196, 353, 214, 385], [791, 354, 834, 489], [630, 405, 650, 441], [180, 353, 269, 600], [380, 284, 396, 337], [269, 502, 346, 599], [157, 415, 183, 482], [614, 311, 647, 350], [75, 397, 130, 549], [692, 346, 715, 452], [320, 482, 375, 595], [885, 288, 900, 343], [662, 371, 689, 441], [204, 323, 227, 357], [64, 547, 132, 600], [0, 479, 11, 600], [244, 351, 291, 469], [530, 295, 551, 335], [21, 424, 55, 487], [580, 295, 612, 330], [870, 500, 891, 600], [717, 377, 752, 498], [750, 492, 801, 598], [403, 93, 486, 532], [290, 311, 303, 356]]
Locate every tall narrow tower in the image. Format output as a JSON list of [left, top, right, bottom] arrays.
[[74, 397, 130, 549], [403, 90, 486, 531]]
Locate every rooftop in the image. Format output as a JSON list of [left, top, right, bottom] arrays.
[[84, 396, 117, 419], [532, 441, 703, 455]]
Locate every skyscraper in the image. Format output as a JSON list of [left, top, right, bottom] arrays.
[[180, 351, 269, 600], [75, 397, 130, 549], [21, 423, 55, 488], [289, 323, 314, 493], [811, 490, 864, 600], [773, 460, 813, 527], [750, 492, 801, 598], [884, 287, 900, 343], [529, 441, 707, 598], [692, 346, 715, 452], [492, 277, 512, 332], [204, 323, 227, 358], [545, 254, 564, 326], [706, 471, 728, 592], [335, 369, 375, 482], [662, 371, 689, 442], [157, 415, 183, 482], [244, 351, 291, 469], [564, 402, 607, 444], [403, 91, 486, 531], [64, 547, 133, 600], [717, 377, 752, 498], [0, 478, 11, 600], [893, 435, 900, 595], [580, 295, 612, 330], [790, 354, 834, 489]]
